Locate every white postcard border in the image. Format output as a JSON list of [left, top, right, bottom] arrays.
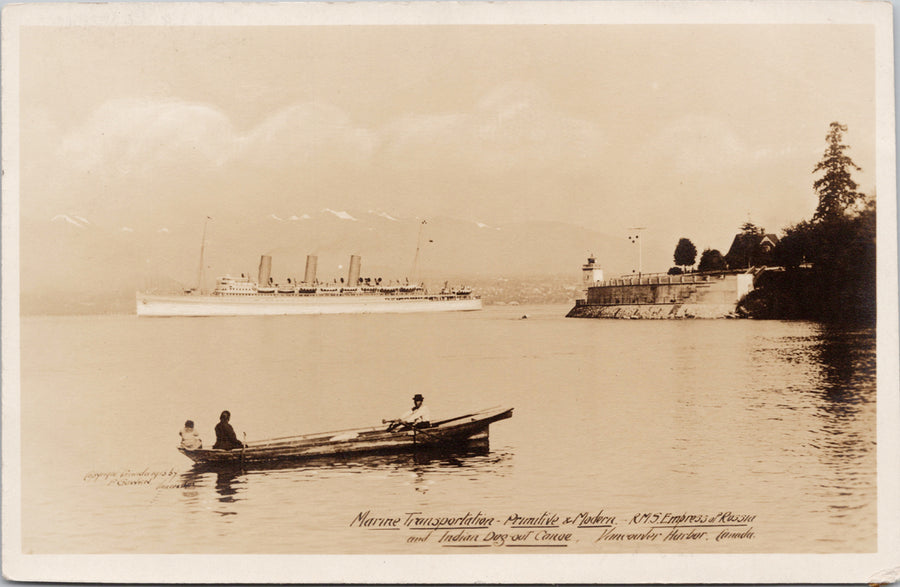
[[2, 1, 898, 584]]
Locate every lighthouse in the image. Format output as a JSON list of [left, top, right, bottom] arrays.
[[582, 256, 604, 287]]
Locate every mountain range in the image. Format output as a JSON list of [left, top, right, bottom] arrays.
[[21, 210, 665, 314]]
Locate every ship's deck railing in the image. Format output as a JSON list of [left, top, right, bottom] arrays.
[[211, 289, 476, 299]]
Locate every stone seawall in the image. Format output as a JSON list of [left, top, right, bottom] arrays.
[[566, 303, 744, 319], [568, 272, 753, 319]]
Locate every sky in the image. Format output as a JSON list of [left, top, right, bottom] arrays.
[[16, 19, 877, 293]]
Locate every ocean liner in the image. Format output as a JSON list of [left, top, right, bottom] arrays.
[[136, 253, 481, 317]]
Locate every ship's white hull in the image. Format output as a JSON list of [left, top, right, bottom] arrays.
[[136, 293, 482, 317]]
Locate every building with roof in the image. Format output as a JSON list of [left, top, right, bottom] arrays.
[[724, 233, 780, 269]]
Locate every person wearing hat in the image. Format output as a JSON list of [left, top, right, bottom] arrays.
[[384, 394, 432, 432]]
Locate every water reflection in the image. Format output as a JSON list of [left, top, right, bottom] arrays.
[[806, 326, 876, 461], [177, 443, 512, 508], [175, 468, 246, 515], [671, 326, 875, 517], [812, 326, 876, 410], [761, 325, 875, 418], [802, 325, 875, 535], [214, 469, 241, 503]]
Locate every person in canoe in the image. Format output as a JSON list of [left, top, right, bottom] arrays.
[[213, 410, 244, 450], [384, 394, 432, 432], [179, 420, 203, 450]]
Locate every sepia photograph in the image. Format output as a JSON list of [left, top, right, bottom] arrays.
[[2, 1, 898, 583]]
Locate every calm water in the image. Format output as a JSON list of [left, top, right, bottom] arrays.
[[18, 305, 876, 554]]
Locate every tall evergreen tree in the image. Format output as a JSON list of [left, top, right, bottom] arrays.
[[813, 122, 862, 222], [743, 122, 874, 323], [740, 222, 765, 236]]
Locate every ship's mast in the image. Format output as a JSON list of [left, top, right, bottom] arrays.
[[197, 216, 211, 294], [410, 219, 426, 283]]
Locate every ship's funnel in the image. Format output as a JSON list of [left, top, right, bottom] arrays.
[[348, 255, 361, 287], [304, 255, 318, 284], [258, 255, 272, 286]]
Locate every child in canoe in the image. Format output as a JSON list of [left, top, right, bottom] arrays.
[[179, 420, 203, 450]]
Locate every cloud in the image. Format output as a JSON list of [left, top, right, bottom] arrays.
[[53, 86, 606, 221], [61, 98, 236, 176], [380, 82, 607, 174], [59, 98, 376, 183], [240, 103, 376, 170], [49, 98, 385, 228], [645, 115, 746, 175], [47, 89, 762, 242]]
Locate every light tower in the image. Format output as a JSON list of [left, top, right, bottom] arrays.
[[582, 254, 604, 287]]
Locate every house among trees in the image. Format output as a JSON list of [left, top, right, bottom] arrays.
[[724, 231, 780, 269]]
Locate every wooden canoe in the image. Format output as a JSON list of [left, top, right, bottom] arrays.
[[177, 406, 513, 465]]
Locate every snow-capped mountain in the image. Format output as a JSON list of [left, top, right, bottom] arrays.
[[23, 209, 650, 314]]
